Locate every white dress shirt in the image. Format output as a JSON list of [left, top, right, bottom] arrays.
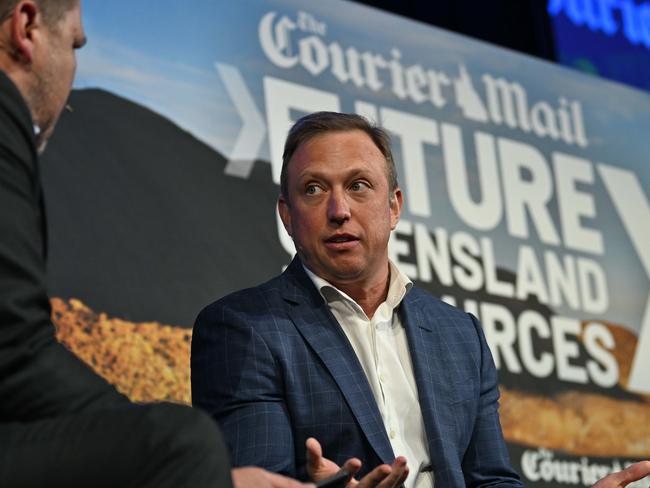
[[304, 261, 434, 488]]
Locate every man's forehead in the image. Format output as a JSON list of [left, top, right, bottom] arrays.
[[294, 129, 381, 159], [295, 165, 373, 181], [289, 136, 389, 188]]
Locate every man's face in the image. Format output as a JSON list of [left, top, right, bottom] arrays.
[[31, 1, 85, 148], [279, 129, 402, 288]]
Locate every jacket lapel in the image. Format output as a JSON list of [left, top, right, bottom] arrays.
[[281, 258, 395, 465], [400, 291, 458, 479]]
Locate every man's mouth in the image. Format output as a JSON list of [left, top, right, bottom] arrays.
[[325, 234, 357, 243], [324, 234, 359, 250]]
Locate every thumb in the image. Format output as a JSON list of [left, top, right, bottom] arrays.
[[306, 437, 323, 474]]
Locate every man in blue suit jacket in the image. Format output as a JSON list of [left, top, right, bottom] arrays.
[[192, 111, 520, 487], [192, 112, 650, 488], [193, 254, 519, 487]]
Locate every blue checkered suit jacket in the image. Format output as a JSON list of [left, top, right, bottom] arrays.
[[191, 257, 522, 487]]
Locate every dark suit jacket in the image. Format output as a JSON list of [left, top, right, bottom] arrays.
[[0, 70, 128, 422], [192, 257, 523, 487], [0, 71, 234, 488]]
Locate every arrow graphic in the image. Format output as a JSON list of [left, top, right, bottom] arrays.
[[215, 63, 267, 178], [598, 163, 650, 394]]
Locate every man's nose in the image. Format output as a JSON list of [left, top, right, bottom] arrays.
[[327, 189, 351, 224]]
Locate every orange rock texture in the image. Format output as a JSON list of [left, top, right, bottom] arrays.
[[51, 298, 650, 457]]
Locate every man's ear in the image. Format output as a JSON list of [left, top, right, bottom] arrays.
[[278, 195, 293, 237], [9, 1, 40, 63], [389, 187, 403, 230]]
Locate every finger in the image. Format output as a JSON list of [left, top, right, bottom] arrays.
[[340, 458, 363, 488], [356, 464, 392, 488], [341, 457, 362, 476], [395, 467, 409, 486], [377, 457, 408, 488], [305, 438, 323, 473], [592, 460, 650, 488], [615, 460, 650, 486], [388, 461, 409, 487]]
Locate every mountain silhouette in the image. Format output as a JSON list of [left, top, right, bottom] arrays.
[[41, 88, 288, 327]]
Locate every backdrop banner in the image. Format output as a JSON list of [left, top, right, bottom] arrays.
[[41, 1, 650, 485]]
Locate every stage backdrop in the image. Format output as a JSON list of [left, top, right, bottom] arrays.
[[41, 1, 650, 486]]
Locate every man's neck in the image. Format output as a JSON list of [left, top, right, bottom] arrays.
[[327, 265, 391, 320], [339, 283, 388, 320]]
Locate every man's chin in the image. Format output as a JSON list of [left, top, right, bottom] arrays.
[[319, 264, 366, 284], [300, 252, 367, 283]]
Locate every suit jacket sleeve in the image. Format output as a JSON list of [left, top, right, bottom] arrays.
[[462, 313, 522, 487], [192, 300, 297, 477], [0, 78, 128, 421]]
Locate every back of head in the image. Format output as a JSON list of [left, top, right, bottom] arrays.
[[0, 0, 83, 151], [0, 0, 78, 29]]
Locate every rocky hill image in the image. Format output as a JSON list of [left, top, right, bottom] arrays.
[[41, 88, 287, 327]]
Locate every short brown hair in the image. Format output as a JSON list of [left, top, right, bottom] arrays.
[[0, 0, 78, 28], [280, 111, 398, 201]]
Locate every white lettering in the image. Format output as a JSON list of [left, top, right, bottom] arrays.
[[259, 13, 299, 69], [381, 108, 438, 217], [554, 152, 603, 254], [516, 245, 550, 304], [442, 125, 503, 230], [499, 137, 561, 245], [388, 220, 418, 280], [451, 231, 483, 291], [552, 316, 588, 384], [415, 224, 453, 286], [584, 322, 619, 388], [518, 310, 554, 378], [480, 302, 522, 372], [577, 257, 609, 314], [545, 251, 581, 311], [598, 164, 650, 393], [482, 238, 514, 298]]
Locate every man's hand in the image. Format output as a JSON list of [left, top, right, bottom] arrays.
[[306, 437, 409, 488], [232, 467, 315, 488], [355, 457, 408, 488], [306, 437, 363, 481], [592, 461, 650, 488]]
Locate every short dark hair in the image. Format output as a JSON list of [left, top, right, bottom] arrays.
[[0, 0, 78, 28], [280, 111, 398, 201]]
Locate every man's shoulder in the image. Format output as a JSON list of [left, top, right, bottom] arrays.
[[405, 286, 485, 351], [0, 71, 36, 158], [407, 285, 470, 319], [196, 272, 287, 320]]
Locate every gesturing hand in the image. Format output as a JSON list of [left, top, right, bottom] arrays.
[[591, 461, 650, 488], [305, 437, 409, 488]]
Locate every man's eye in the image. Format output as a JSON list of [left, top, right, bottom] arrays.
[[305, 185, 323, 195], [350, 181, 369, 192]]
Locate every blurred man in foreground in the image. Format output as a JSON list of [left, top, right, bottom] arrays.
[[192, 111, 650, 487], [0, 1, 312, 486]]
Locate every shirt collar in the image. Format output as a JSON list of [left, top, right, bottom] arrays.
[[303, 260, 413, 312]]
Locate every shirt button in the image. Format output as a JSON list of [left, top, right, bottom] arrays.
[[379, 373, 385, 382], [389, 430, 396, 439]]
